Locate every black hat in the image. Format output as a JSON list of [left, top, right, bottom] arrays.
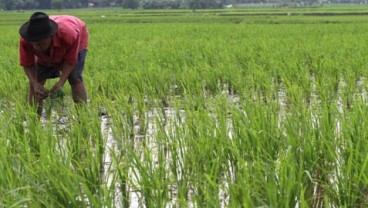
[[19, 12, 58, 42]]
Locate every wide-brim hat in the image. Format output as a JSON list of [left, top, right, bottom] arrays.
[[19, 12, 58, 42]]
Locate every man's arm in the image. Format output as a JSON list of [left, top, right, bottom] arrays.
[[23, 66, 37, 85], [50, 62, 75, 93], [23, 66, 47, 95]]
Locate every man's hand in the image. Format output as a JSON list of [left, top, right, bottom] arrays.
[[50, 62, 73, 95], [33, 83, 48, 100], [50, 80, 64, 95]]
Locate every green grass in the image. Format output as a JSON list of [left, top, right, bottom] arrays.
[[2, 7, 368, 207]]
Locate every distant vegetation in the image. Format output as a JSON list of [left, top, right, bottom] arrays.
[[1, 0, 368, 10]]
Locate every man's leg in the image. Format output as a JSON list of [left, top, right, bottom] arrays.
[[71, 81, 87, 103], [68, 49, 88, 104]]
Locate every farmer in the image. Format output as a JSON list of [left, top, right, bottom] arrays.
[[19, 11, 88, 115]]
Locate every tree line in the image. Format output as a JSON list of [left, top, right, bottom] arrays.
[[0, 0, 365, 10], [0, 0, 226, 10]]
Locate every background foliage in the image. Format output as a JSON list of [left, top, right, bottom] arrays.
[[1, 0, 364, 10]]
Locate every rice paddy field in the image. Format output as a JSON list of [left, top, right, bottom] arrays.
[[2, 5, 368, 207]]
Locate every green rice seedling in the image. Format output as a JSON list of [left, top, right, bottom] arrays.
[[284, 96, 340, 207], [68, 106, 105, 197], [283, 78, 309, 109], [106, 102, 133, 207], [176, 66, 207, 103], [112, 153, 131, 208], [281, 109, 316, 207], [24, 160, 88, 207], [246, 104, 286, 204], [128, 142, 171, 208], [314, 72, 340, 109], [2, 109, 90, 207], [136, 96, 149, 136], [143, 65, 176, 109], [180, 98, 243, 207], [0, 119, 31, 207], [43, 89, 66, 119], [331, 97, 368, 207], [340, 65, 362, 110], [152, 103, 191, 205]]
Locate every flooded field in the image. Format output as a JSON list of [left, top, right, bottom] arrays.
[[2, 7, 368, 207]]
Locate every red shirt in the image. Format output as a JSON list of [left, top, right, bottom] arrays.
[[19, 15, 88, 67]]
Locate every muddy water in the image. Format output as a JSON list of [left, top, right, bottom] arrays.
[[35, 77, 368, 207], [100, 108, 192, 208]]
